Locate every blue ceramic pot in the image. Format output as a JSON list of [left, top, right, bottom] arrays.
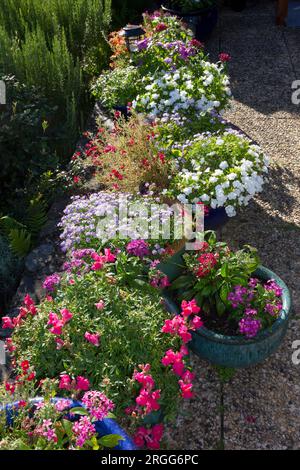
[[163, 266, 292, 368], [1, 398, 136, 450], [161, 4, 218, 41], [205, 207, 229, 231]]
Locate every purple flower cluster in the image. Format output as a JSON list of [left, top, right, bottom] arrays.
[[126, 239, 150, 258], [82, 391, 115, 421], [228, 278, 283, 339], [63, 248, 96, 274], [42, 273, 60, 292], [239, 317, 261, 339], [265, 279, 283, 297], [227, 285, 250, 308], [59, 192, 176, 255]]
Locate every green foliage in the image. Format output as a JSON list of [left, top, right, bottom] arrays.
[[25, 197, 48, 238], [173, 231, 260, 316], [0, 195, 48, 258], [91, 66, 140, 108], [0, 1, 113, 216], [0, 234, 22, 310], [0, 76, 59, 211], [8, 229, 32, 258], [12, 261, 181, 420]]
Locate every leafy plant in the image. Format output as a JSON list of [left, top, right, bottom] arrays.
[[72, 114, 172, 196], [0, 76, 58, 212], [11, 254, 181, 421], [0, 375, 122, 450], [0, 195, 48, 257], [91, 66, 140, 109], [168, 129, 269, 217], [8, 229, 32, 258], [168, 231, 284, 338]]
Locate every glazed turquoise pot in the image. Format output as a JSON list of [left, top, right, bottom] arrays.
[[162, 266, 292, 368]]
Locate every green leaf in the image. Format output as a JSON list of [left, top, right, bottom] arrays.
[[99, 434, 124, 448], [201, 285, 213, 297], [220, 284, 230, 303], [70, 407, 89, 416], [169, 275, 192, 290], [216, 296, 226, 316], [62, 419, 73, 437], [8, 228, 31, 257], [220, 263, 229, 278]]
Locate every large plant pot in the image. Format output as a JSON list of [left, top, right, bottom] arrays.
[[163, 266, 292, 368], [1, 398, 136, 451], [161, 3, 218, 41]]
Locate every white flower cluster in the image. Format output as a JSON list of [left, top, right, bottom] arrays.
[[132, 64, 229, 118], [170, 130, 269, 217]]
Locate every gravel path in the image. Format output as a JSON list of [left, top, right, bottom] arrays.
[[169, 0, 300, 450]]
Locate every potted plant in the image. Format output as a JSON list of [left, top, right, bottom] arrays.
[[166, 128, 269, 219], [161, 1, 219, 40], [0, 375, 136, 450], [162, 231, 292, 368]]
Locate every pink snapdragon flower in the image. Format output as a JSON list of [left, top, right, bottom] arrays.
[[133, 424, 164, 450], [84, 332, 100, 347], [181, 299, 201, 317], [76, 376, 90, 391], [95, 300, 105, 310], [47, 309, 73, 336], [59, 374, 72, 391]]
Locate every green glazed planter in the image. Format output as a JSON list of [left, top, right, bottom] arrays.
[[162, 264, 292, 369]]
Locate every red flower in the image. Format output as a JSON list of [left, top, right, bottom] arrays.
[[21, 360, 30, 372], [219, 52, 231, 62], [155, 23, 167, 32], [189, 38, 204, 48], [157, 152, 166, 164]]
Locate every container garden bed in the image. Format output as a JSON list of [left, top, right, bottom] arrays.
[[160, 234, 292, 368], [161, 1, 218, 40], [1, 398, 136, 450]]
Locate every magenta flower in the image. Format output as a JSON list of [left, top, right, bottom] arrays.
[[126, 239, 150, 258], [43, 273, 60, 292], [72, 416, 96, 448], [239, 317, 261, 338], [84, 332, 100, 347], [82, 391, 114, 421]]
